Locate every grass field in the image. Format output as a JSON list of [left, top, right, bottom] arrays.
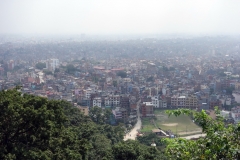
[[141, 110, 202, 135], [141, 117, 155, 132]]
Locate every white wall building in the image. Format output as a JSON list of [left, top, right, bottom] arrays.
[[93, 97, 102, 108], [46, 59, 59, 71], [151, 96, 160, 108]]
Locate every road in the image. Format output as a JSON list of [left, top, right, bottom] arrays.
[[124, 101, 141, 141]]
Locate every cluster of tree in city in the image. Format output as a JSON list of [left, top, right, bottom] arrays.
[[35, 62, 46, 70], [117, 71, 127, 78], [60, 64, 80, 75], [0, 88, 165, 160]]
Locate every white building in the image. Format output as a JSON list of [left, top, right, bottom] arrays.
[[93, 97, 102, 108], [151, 96, 160, 108], [46, 59, 59, 71]]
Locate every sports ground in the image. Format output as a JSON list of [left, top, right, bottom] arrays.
[[141, 110, 202, 136]]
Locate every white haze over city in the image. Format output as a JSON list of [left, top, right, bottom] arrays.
[[0, 0, 240, 36]]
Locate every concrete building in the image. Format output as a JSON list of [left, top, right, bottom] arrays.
[[151, 96, 160, 108], [141, 102, 154, 117], [46, 59, 59, 72], [104, 95, 120, 106], [85, 88, 92, 99], [171, 95, 198, 109], [93, 97, 102, 107]]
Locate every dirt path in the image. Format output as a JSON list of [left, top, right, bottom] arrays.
[[124, 101, 141, 141], [178, 130, 202, 135], [181, 134, 206, 139]]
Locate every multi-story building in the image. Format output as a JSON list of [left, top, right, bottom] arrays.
[[112, 107, 122, 119], [93, 97, 102, 107], [85, 88, 92, 99], [120, 95, 130, 110], [171, 96, 186, 108], [8, 60, 14, 70], [111, 107, 128, 122], [141, 102, 154, 117], [162, 98, 167, 108], [151, 96, 160, 108], [171, 95, 198, 109], [104, 95, 120, 106], [185, 95, 198, 109], [46, 59, 59, 72]]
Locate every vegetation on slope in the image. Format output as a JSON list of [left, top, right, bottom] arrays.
[[0, 88, 164, 160]]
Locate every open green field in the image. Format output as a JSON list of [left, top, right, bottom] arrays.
[[141, 110, 201, 135], [141, 117, 155, 132]]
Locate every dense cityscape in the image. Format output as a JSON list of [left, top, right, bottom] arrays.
[[1, 36, 240, 139], [2, 0, 240, 159]]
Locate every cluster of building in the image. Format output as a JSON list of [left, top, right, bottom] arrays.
[[1, 37, 240, 124]]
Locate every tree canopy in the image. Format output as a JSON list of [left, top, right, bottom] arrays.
[[66, 64, 78, 74], [35, 62, 46, 70], [117, 71, 127, 78], [0, 88, 165, 159]]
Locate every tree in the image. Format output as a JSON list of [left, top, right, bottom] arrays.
[[66, 64, 77, 74], [54, 68, 60, 73], [113, 80, 117, 87], [35, 62, 46, 70], [0, 88, 171, 159], [164, 108, 240, 159], [89, 106, 111, 125], [137, 133, 163, 147], [117, 71, 127, 78], [147, 76, 154, 82], [218, 72, 226, 77], [225, 87, 234, 95], [113, 140, 166, 160], [0, 88, 68, 159]]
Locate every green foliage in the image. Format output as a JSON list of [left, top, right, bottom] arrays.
[[89, 106, 112, 125], [225, 87, 234, 95], [164, 108, 240, 159], [147, 76, 154, 82], [54, 68, 60, 73], [162, 66, 169, 71], [113, 80, 117, 87], [0, 89, 67, 159], [117, 71, 127, 78], [0, 88, 169, 159], [137, 133, 163, 147], [35, 62, 46, 70], [113, 140, 166, 160], [218, 72, 226, 77], [66, 64, 78, 74]]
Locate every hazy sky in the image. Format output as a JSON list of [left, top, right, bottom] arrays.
[[1, 0, 240, 35]]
